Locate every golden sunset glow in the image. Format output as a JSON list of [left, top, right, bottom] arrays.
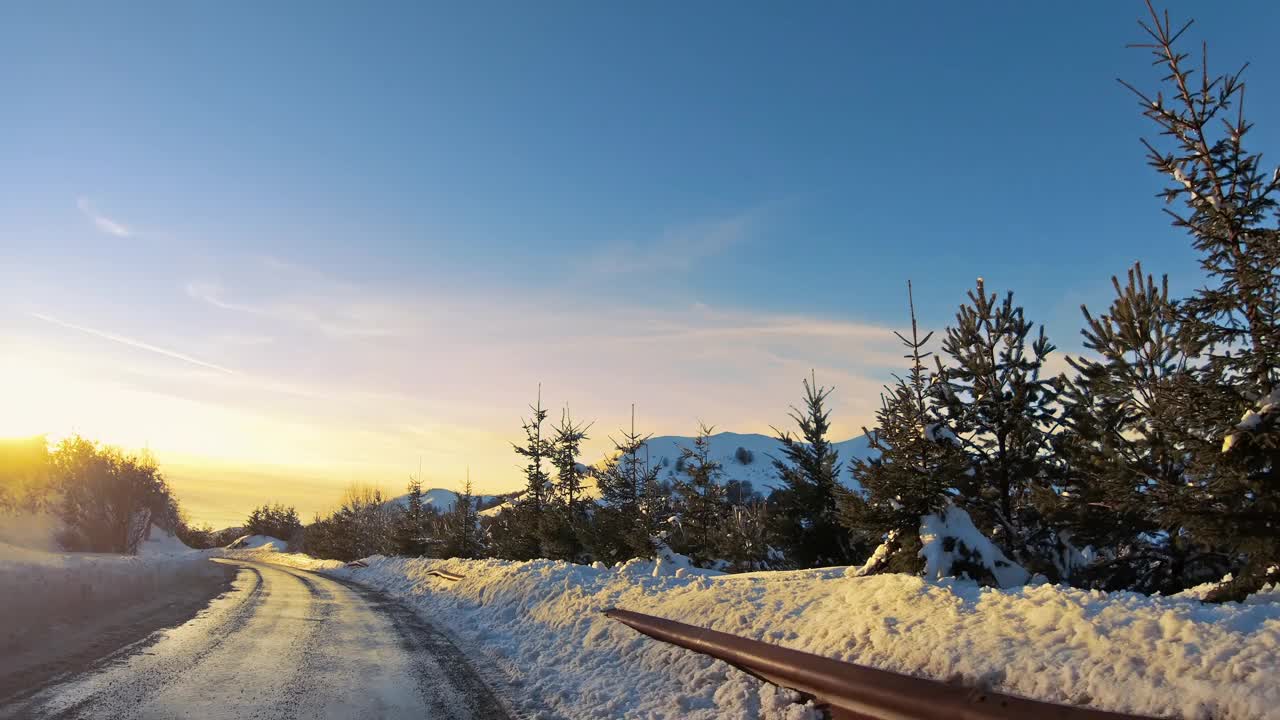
[[3, 5, 1278, 717], [1, 302, 892, 528]]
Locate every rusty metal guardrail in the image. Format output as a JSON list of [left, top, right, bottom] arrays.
[[344, 562, 459, 580], [604, 608, 1153, 720]]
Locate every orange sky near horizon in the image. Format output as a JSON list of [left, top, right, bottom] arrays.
[[0, 286, 902, 528]]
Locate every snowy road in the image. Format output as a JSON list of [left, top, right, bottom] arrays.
[[1, 559, 511, 720]]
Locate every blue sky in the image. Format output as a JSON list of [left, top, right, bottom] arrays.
[[2, 2, 1278, 524]]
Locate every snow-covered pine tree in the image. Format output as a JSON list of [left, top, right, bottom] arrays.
[[513, 385, 554, 511], [770, 373, 857, 568], [593, 406, 662, 560], [539, 407, 593, 561], [551, 407, 592, 509], [394, 477, 429, 556], [595, 409, 646, 512], [672, 422, 727, 566], [443, 472, 478, 558], [485, 502, 540, 560], [718, 500, 774, 572], [930, 278, 1063, 578], [488, 386, 555, 560], [1056, 265, 1227, 591], [1120, 4, 1280, 600], [841, 282, 968, 575]]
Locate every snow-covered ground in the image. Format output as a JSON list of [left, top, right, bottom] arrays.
[[0, 511, 62, 553], [0, 529, 216, 652], [224, 534, 288, 551], [138, 523, 196, 556], [244, 546, 1280, 720], [221, 545, 343, 572]]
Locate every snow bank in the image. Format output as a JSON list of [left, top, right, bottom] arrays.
[[0, 511, 62, 553], [224, 534, 287, 551], [252, 552, 1279, 719], [137, 523, 193, 556], [919, 504, 1030, 588], [219, 546, 344, 571], [0, 542, 216, 651]]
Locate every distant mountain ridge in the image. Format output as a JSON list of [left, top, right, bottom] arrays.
[[614, 431, 873, 494], [391, 431, 873, 516], [384, 487, 514, 514]]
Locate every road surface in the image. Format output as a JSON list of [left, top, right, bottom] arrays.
[[1, 559, 512, 720]]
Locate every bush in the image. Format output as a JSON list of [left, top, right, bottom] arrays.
[[51, 436, 173, 554], [734, 446, 754, 465], [244, 503, 303, 541], [176, 522, 218, 549], [301, 485, 394, 561]]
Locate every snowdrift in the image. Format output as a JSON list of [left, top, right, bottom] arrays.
[[0, 542, 217, 652], [0, 511, 63, 553], [220, 546, 343, 571], [252, 552, 1279, 719], [918, 505, 1031, 588], [138, 523, 194, 556], [224, 534, 287, 551]]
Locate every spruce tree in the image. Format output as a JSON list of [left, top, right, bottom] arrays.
[[244, 503, 303, 542], [594, 406, 662, 559], [513, 385, 553, 510], [443, 473, 478, 559], [841, 282, 967, 575], [1120, 4, 1280, 600], [930, 278, 1062, 576], [395, 477, 429, 556], [311, 485, 394, 562], [771, 373, 855, 568], [540, 407, 593, 561], [719, 500, 774, 572], [550, 407, 592, 509], [486, 503, 540, 560], [490, 386, 555, 560], [1056, 265, 1227, 591], [672, 422, 726, 566]]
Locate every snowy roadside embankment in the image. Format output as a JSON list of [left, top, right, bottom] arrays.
[[219, 545, 344, 571], [224, 534, 290, 551], [246, 549, 1280, 720], [0, 539, 221, 652]]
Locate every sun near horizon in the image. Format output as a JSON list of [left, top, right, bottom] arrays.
[[0, 335, 883, 527]]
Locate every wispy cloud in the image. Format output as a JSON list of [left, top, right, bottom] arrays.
[[22, 252, 908, 500], [75, 197, 132, 238], [30, 312, 235, 374], [582, 211, 757, 275], [179, 258, 905, 442], [185, 278, 408, 339]]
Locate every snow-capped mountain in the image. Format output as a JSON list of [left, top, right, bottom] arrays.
[[384, 488, 510, 514], [405, 432, 874, 518], [593, 431, 874, 494]]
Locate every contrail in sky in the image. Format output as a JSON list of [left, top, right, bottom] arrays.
[[76, 196, 132, 238], [30, 312, 236, 375]]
